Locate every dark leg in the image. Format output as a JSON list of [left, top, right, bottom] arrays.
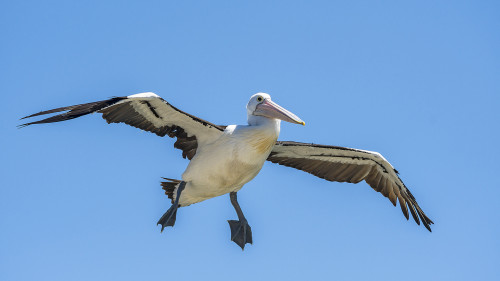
[[157, 181, 186, 232], [227, 192, 253, 250]]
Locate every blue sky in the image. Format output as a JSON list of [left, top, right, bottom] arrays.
[[1, 1, 499, 280]]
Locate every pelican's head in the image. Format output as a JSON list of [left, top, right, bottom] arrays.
[[246, 93, 305, 126]]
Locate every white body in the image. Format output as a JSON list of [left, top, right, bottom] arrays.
[[176, 117, 280, 206]]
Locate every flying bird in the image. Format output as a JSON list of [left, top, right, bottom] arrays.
[[20, 92, 433, 249]]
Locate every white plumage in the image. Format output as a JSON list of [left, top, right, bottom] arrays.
[[178, 120, 278, 205]]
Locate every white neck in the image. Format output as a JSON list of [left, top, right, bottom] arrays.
[[247, 114, 278, 126], [248, 114, 281, 133]]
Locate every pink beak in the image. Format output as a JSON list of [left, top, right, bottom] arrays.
[[254, 99, 305, 125]]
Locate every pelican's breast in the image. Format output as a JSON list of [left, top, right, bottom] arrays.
[[246, 130, 278, 154]]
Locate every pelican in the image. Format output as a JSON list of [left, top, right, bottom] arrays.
[[20, 92, 433, 249]]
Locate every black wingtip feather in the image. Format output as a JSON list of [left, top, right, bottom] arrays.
[[20, 105, 80, 120], [19, 97, 126, 128], [407, 202, 420, 225], [417, 208, 433, 232]]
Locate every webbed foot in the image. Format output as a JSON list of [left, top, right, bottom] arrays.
[[228, 219, 253, 250], [157, 205, 178, 231]]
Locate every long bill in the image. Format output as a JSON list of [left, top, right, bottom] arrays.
[[254, 99, 305, 125]]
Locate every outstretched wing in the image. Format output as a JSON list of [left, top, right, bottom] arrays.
[[267, 141, 433, 231], [20, 92, 225, 160]]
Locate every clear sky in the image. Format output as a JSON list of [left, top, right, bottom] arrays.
[[1, 1, 499, 280]]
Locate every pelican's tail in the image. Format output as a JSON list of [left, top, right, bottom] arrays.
[[161, 177, 182, 204]]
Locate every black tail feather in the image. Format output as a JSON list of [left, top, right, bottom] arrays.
[[161, 177, 181, 204]]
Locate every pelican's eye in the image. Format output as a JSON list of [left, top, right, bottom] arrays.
[[257, 96, 263, 102]]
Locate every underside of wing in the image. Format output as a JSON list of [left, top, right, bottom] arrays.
[[20, 92, 226, 160], [267, 141, 433, 231]]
